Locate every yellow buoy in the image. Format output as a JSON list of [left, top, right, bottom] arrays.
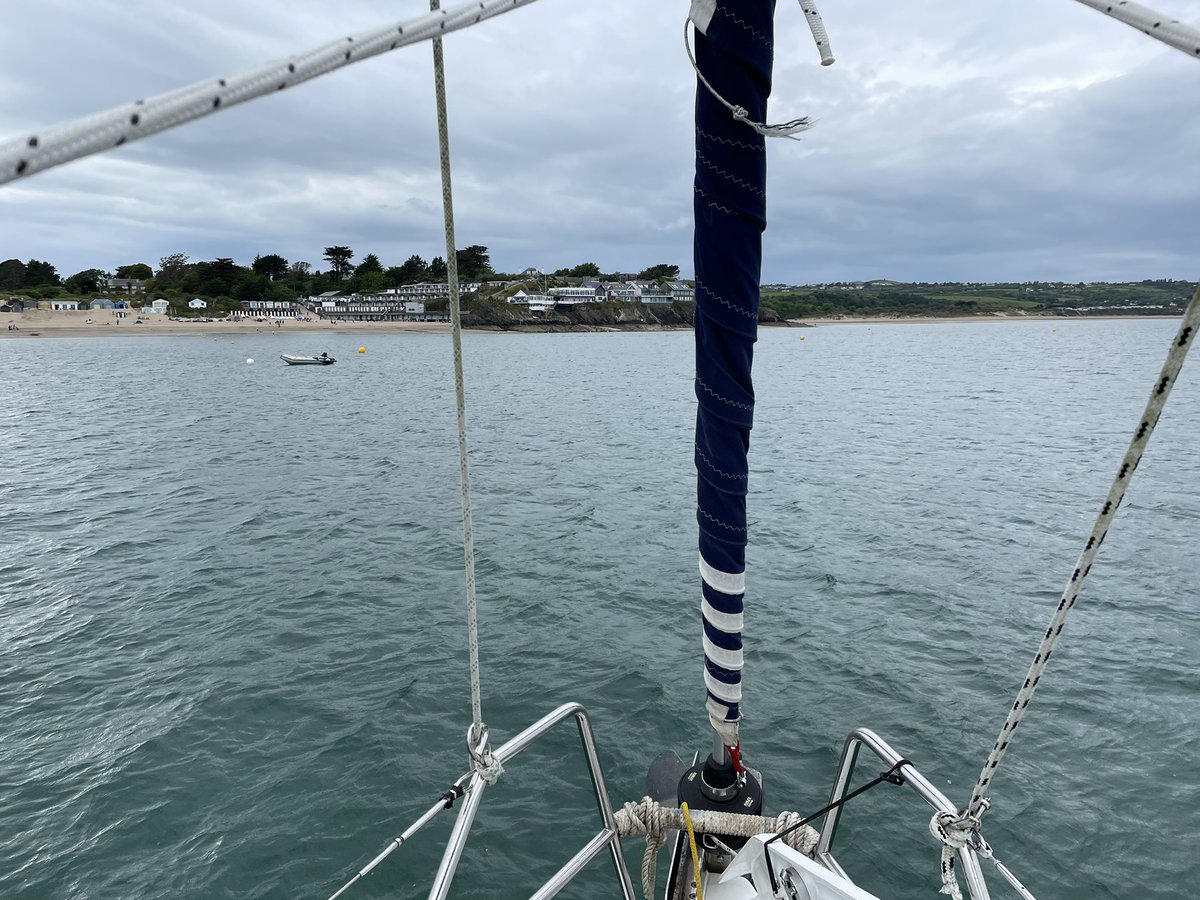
[[358, 347, 366, 354]]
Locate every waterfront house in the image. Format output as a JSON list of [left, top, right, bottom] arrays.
[[600, 281, 641, 301], [103, 277, 147, 294], [187, 298, 208, 310], [309, 292, 442, 322], [667, 281, 696, 302], [549, 285, 602, 304], [507, 290, 553, 312], [48, 299, 80, 310]]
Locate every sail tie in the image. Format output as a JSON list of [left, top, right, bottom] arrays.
[[684, 14, 816, 141]]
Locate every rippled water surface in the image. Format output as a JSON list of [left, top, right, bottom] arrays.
[[2, 321, 1197, 899]]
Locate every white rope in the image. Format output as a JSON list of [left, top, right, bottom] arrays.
[[430, 0, 490, 766], [1073, 0, 1200, 58], [928, 808, 981, 900], [614, 797, 819, 899], [924, 284, 1200, 900], [797, 1, 836, 66], [0, 0, 540, 187], [964, 286, 1199, 818], [684, 16, 817, 141]]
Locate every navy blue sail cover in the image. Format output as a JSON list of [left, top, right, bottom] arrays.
[[692, 0, 774, 744]]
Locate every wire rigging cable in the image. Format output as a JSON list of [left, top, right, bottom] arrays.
[[0, 0, 541, 187]]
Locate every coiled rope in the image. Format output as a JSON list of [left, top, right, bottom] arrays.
[[0, 0, 540, 187], [614, 798, 819, 899]]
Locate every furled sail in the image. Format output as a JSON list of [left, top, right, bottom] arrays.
[[691, 0, 774, 748]]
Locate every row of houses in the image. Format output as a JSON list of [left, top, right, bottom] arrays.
[[0, 297, 190, 314], [509, 280, 695, 310], [303, 288, 443, 322]]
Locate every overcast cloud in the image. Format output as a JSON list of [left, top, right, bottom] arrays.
[[2, 0, 1200, 283]]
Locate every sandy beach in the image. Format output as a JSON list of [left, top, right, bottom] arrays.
[[790, 313, 1182, 326], [1, 308, 1180, 338], [1, 308, 452, 339]]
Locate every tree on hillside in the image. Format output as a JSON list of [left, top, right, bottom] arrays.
[[0, 258, 26, 289], [115, 263, 153, 280], [455, 245, 492, 280], [156, 253, 191, 287], [23, 259, 61, 286], [188, 257, 246, 297], [429, 256, 447, 279], [354, 253, 383, 277], [65, 268, 108, 294], [394, 254, 428, 285], [637, 263, 680, 281], [288, 260, 311, 277], [323, 246, 354, 280], [357, 271, 389, 294], [252, 253, 289, 280], [234, 275, 266, 302], [556, 262, 600, 278]]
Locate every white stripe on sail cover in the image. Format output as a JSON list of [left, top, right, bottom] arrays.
[[703, 634, 744, 671], [703, 670, 743, 703], [702, 597, 744, 633], [699, 554, 745, 595]]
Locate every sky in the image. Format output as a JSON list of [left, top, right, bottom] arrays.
[[2, 0, 1200, 285]]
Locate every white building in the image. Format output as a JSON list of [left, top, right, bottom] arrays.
[[603, 282, 641, 301], [188, 298, 208, 310], [149, 298, 169, 315], [50, 299, 79, 310], [667, 281, 696, 302], [548, 286, 601, 304], [507, 290, 553, 312], [239, 300, 298, 318]]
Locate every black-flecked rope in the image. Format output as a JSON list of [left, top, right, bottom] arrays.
[[934, 283, 1200, 900]]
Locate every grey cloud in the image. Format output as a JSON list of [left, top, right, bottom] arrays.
[[2, 1, 1199, 281]]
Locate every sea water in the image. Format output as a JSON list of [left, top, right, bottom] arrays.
[[1, 320, 1197, 899]]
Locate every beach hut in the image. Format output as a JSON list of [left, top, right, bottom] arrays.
[[89, 298, 115, 310], [150, 299, 169, 315], [188, 298, 208, 310], [114, 300, 131, 309]]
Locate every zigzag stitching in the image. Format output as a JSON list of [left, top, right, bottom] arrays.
[[696, 445, 748, 481], [697, 128, 763, 152], [716, 6, 772, 49], [694, 186, 735, 215], [696, 376, 753, 410], [697, 281, 756, 320], [699, 152, 765, 198], [698, 506, 748, 534]]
